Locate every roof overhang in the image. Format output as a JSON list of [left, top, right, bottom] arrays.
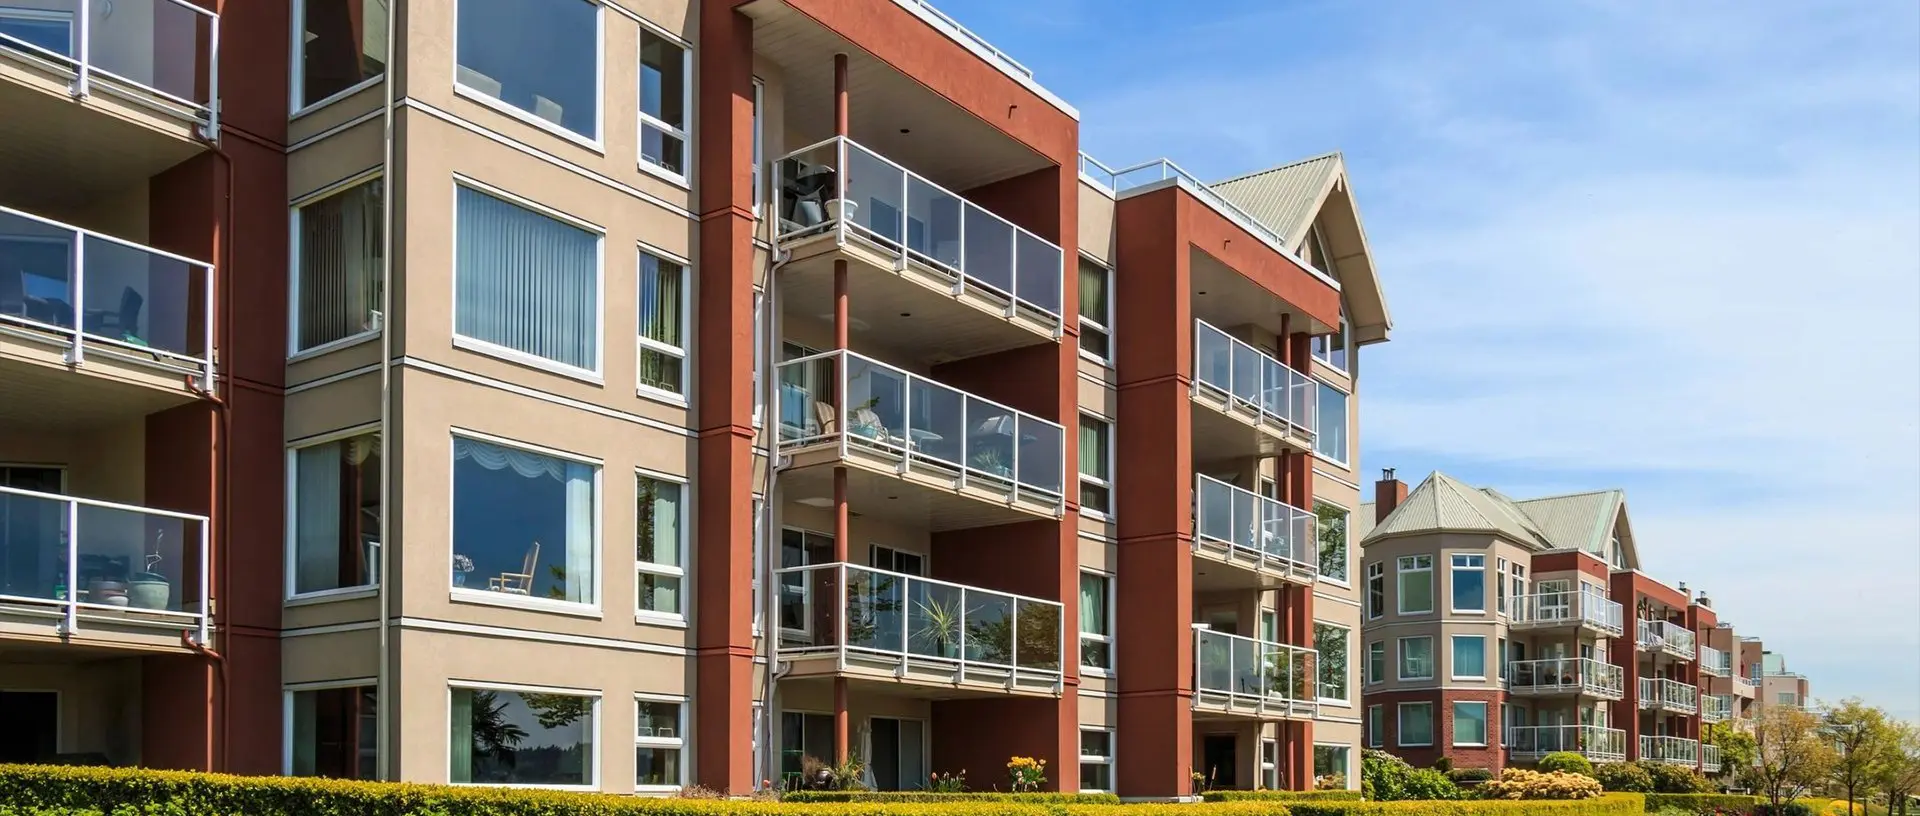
[[1305, 171, 1392, 345]]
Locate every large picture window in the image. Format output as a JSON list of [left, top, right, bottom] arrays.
[[293, 176, 383, 353], [1314, 622, 1349, 704], [1397, 702, 1433, 747], [638, 29, 690, 179], [455, 184, 600, 373], [289, 431, 381, 596], [296, 0, 387, 110], [452, 436, 598, 606], [1452, 635, 1487, 680], [287, 684, 377, 779], [455, 0, 599, 139], [1396, 555, 1433, 615], [450, 685, 597, 787], [1314, 502, 1349, 582], [1398, 636, 1434, 681], [1313, 744, 1351, 790], [635, 474, 685, 620], [1314, 380, 1348, 463], [1452, 701, 1488, 746], [636, 250, 688, 396]]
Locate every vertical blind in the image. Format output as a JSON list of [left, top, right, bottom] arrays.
[[297, 179, 383, 351], [636, 252, 684, 393], [455, 186, 598, 371]]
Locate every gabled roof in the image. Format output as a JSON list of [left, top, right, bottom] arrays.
[[1362, 472, 1550, 548], [1213, 152, 1343, 247], [1355, 502, 1378, 544], [1511, 489, 1625, 557]]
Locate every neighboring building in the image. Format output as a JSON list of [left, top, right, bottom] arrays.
[[1753, 650, 1815, 716], [0, 0, 1394, 797]]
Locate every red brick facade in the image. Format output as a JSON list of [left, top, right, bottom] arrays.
[[1362, 688, 1509, 772]]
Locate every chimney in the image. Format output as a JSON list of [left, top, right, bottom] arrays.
[[1375, 468, 1407, 524]]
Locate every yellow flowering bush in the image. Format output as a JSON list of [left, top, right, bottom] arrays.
[[1006, 756, 1047, 792], [1481, 769, 1606, 800]]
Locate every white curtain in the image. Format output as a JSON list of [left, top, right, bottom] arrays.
[[294, 446, 343, 594], [455, 438, 596, 603], [455, 186, 597, 370], [297, 179, 383, 350]]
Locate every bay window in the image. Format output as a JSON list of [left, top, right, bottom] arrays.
[[1450, 553, 1486, 612], [1398, 636, 1433, 680], [1396, 555, 1433, 615]]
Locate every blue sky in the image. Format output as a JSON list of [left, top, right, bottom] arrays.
[[937, 0, 1920, 718]]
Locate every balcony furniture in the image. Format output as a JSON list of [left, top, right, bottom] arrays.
[[532, 95, 564, 127], [487, 541, 539, 595], [83, 286, 144, 345], [456, 66, 502, 98]]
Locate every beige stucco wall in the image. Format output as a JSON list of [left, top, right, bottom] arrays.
[[0, 656, 143, 765], [0, 420, 146, 505]]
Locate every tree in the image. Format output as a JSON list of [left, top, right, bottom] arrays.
[[1706, 721, 1758, 782], [1873, 721, 1920, 816], [1825, 698, 1901, 814], [1751, 705, 1839, 806]]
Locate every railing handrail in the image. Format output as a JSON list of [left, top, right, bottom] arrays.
[[1513, 589, 1625, 628], [774, 349, 1064, 436], [0, 0, 218, 120], [1195, 473, 1313, 520], [1508, 655, 1619, 671], [0, 205, 213, 270], [1194, 318, 1314, 382], [1077, 152, 1119, 192], [0, 484, 210, 524], [774, 560, 1064, 611], [892, 0, 1033, 78], [1194, 625, 1317, 656]]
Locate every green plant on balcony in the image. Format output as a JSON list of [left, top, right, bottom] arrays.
[[969, 447, 1011, 479], [913, 594, 964, 659]]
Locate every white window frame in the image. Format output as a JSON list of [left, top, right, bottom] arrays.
[[288, 169, 385, 360], [450, 176, 606, 381], [635, 21, 692, 187], [1311, 309, 1350, 374], [1313, 742, 1354, 791], [1313, 499, 1351, 585], [1498, 636, 1508, 681], [290, 0, 386, 117], [1365, 561, 1385, 620], [449, 0, 605, 149], [635, 243, 692, 402], [1312, 377, 1350, 466], [1496, 556, 1509, 617], [1450, 634, 1487, 680], [1260, 738, 1279, 790], [1079, 569, 1114, 675], [751, 78, 764, 216], [1511, 562, 1528, 605], [448, 429, 604, 616], [1314, 621, 1350, 706], [634, 693, 688, 792], [634, 468, 688, 625], [1077, 412, 1113, 520], [284, 423, 383, 602], [0, 8, 73, 63], [1078, 727, 1114, 793], [281, 677, 379, 776], [1078, 254, 1113, 365], [1397, 702, 1434, 748], [1398, 635, 1434, 681], [1450, 553, 1486, 614], [1366, 640, 1385, 685], [1396, 554, 1433, 615], [750, 496, 765, 635], [446, 680, 602, 790], [1366, 704, 1384, 748], [1451, 700, 1489, 747]]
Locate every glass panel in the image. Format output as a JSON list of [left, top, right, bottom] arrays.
[[452, 437, 597, 603], [454, 186, 598, 370], [289, 686, 378, 779], [1196, 478, 1232, 544], [292, 433, 380, 595], [0, 8, 74, 57], [905, 579, 963, 660], [1229, 635, 1258, 696], [777, 141, 840, 233], [1196, 631, 1230, 693], [904, 176, 962, 269], [907, 377, 964, 466], [1230, 340, 1261, 405], [1196, 325, 1231, 391], [300, 0, 387, 107], [844, 357, 908, 450], [75, 502, 191, 613], [844, 566, 904, 652], [962, 205, 1014, 296], [963, 396, 1015, 482], [1228, 485, 1256, 552], [1014, 597, 1060, 671], [962, 588, 1013, 665], [1013, 229, 1060, 315], [450, 688, 593, 785], [455, 0, 598, 138], [89, 0, 213, 106], [81, 234, 201, 357], [844, 143, 905, 246], [1016, 414, 1062, 495]]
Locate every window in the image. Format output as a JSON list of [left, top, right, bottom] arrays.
[[1314, 502, 1349, 582], [1314, 622, 1349, 703], [1260, 608, 1278, 642], [638, 29, 690, 180], [1079, 729, 1113, 792], [1314, 744, 1350, 790], [454, 184, 600, 372], [1078, 258, 1111, 361], [0, 8, 72, 56], [1366, 705, 1384, 747], [1510, 562, 1527, 606], [288, 431, 381, 596], [869, 545, 924, 575], [1496, 556, 1509, 616], [450, 685, 597, 787], [286, 684, 377, 778], [1079, 572, 1113, 671], [1498, 637, 1508, 680], [1311, 315, 1349, 372], [1398, 636, 1433, 680], [292, 176, 384, 353], [1450, 553, 1486, 612], [1396, 555, 1433, 615], [1452, 701, 1488, 746], [1777, 693, 1797, 705], [1261, 739, 1279, 790], [751, 80, 764, 213], [636, 249, 688, 396], [1397, 702, 1433, 747], [452, 436, 598, 605], [751, 498, 764, 633], [455, 0, 599, 140], [1366, 562, 1385, 619], [1313, 380, 1348, 462], [635, 473, 685, 619], [780, 711, 834, 781], [1366, 641, 1385, 685], [296, 0, 387, 110], [634, 697, 685, 790], [1451, 635, 1487, 680], [1078, 415, 1112, 515]]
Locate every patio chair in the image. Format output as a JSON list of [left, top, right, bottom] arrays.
[[489, 541, 539, 595]]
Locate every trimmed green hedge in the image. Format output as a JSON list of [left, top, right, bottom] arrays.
[[1286, 793, 1647, 816], [782, 792, 1121, 804], [1201, 790, 1364, 802], [1643, 793, 1762, 813]]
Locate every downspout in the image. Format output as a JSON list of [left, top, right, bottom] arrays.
[[759, 244, 791, 790], [374, 0, 399, 782], [199, 106, 236, 773]]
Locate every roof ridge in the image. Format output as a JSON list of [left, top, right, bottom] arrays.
[[1212, 150, 1344, 187], [1514, 487, 1621, 502]]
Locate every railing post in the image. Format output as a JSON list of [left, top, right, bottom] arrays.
[[73, 0, 91, 99], [63, 497, 80, 636], [197, 518, 211, 645], [836, 563, 848, 670], [1007, 228, 1019, 316], [1009, 599, 1019, 678], [955, 585, 968, 685], [955, 397, 968, 490], [204, 11, 221, 140], [66, 230, 84, 366], [202, 260, 216, 389], [833, 138, 848, 247]]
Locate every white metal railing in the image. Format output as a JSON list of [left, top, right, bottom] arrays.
[[774, 561, 1063, 689], [774, 136, 1064, 322], [1508, 725, 1628, 762], [0, 484, 209, 644], [1640, 677, 1700, 714], [1698, 644, 1732, 676], [1192, 627, 1317, 718], [0, 0, 218, 133], [1507, 657, 1625, 699], [0, 206, 215, 386], [1101, 158, 1340, 292], [893, 0, 1033, 78], [1703, 694, 1733, 723], [1702, 743, 1722, 773], [1637, 618, 1697, 659], [1640, 734, 1700, 766], [1733, 673, 1756, 695], [1192, 474, 1316, 581], [1511, 589, 1625, 636], [1077, 152, 1119, 192], [1192, 320, 1317, 436], [775, 349, 1065, 503]]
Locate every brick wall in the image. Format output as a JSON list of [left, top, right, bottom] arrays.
[[1362, 688, 1509, 772]]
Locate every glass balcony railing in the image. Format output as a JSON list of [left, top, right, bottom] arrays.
[[1507, 657, 1625, 699], [1511, 589, 1625, 636], [1698, 644, 1732, 677], [0, 0, 218, 129], [774, 562, 1063, 685], [1703, 694, 1733, 723], [1640, 677, 1700, 714], [776, 349, 1065, 502], [1508, 725, 1627, 762], [1193, 320, 1316, 435], [1702, 743, 1722, 773], [1193, 628, 1317, 716], [0, 484, 209, 643], [1193, 474, 1315, 579], [0, 206, 214, 382], [1637, 619, 1697, 659], [1641, 735, 1700, 766], [774, 136, 1063, 322]]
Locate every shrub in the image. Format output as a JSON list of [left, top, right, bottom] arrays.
[[1754, 804, 1815, 816], [1432, 756, 1454, 773], [1360, 749, 1465, 801], [1539, 753, 1598, 778], [1594, 763, 1656, 793], [1639, 762, 1712, 794], [1643, 793, 1763, 813], [1202, 790, 1363, 802], [783, 791, 1122, 804], [1447, 768, 1495, 784], [1480, 769, 1605, 801], [1285, 792, 1647, 815]]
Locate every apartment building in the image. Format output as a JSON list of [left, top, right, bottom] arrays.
[[1748, 648, 1815, 717], [0, 0, 1393, 798], [1357, 471, 1744, 776]]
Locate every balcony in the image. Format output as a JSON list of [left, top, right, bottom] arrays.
[[1732, 674, 1756, 698], [775, 349, 1064, 529], [1192, 628, 1317, 721], [1698, 644, 1732, 677], [1510, 589, 1625, 638], [1702, 694, 1733, 724], [1702, 743, 1722, 774], [1192, 474, 1316, 589], [1637, 619, 1696, 660], [1190, 320, 1316, 462], [774, 137, 1063, 364], [1508, 725, 1628, 763], [1639, 677, 1700, 715], [1640, 735, 1700, 766], [1507, 657, 1626, 700], [0, 0, 216, 208], [1, 206, 214, 428], [0, 484, 207, 650], [774, 562, 1064, 698]]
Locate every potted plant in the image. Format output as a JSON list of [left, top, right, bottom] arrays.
[[128, 544, 170, 611], [453, 554, 475, 587], [969, 447, 1011, 479], [914, 594, 964, 659]]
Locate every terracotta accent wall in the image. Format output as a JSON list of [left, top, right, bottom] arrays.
[[1184, 201, 1340, 331], [1532, 551, 1609, 582], [932, 698, 1066, 790], [961, 167, 1065, 242], [694, 1, 760, 794], [931, 344, 1061, 420], [1607, 572, 1644, 756]]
